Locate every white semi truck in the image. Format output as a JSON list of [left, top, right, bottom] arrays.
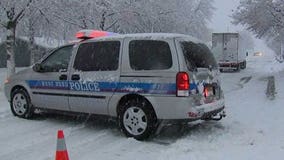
[[211, 33, 247, 71]]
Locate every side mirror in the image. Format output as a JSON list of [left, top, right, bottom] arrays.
[[32, 63, 43, 72]]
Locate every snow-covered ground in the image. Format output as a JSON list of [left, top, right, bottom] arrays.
[[1, 53, 284, 160]]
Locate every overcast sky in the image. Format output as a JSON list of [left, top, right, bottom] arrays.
[[209, 0, 241, 32]]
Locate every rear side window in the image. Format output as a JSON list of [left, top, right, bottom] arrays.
[[73, 41, 120, 71], [129, 40, 172, 70], [180, 41, 218, 70]]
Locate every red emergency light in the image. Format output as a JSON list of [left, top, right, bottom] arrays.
[[75, 30, 117, 40]]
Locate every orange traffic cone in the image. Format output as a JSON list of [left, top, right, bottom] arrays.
[[55, 130, 69, 160]]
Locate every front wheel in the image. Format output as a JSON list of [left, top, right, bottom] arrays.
[[11, 89, 34, 119], [118, 99, 157, 140]]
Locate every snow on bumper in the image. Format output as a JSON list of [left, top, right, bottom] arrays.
[[192, 100, 225, 119]]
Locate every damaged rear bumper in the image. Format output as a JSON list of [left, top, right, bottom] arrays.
[[157, 100, 226, 125]]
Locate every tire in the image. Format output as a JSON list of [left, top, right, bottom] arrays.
[[235, 64, 240, 72], [10, 88, 34, 119], [240, 61, 246, 69], [240, 62, 244, 69], [118, 98, 157, 140]]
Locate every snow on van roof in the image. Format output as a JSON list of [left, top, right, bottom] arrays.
[[85, 33, 202, 43]]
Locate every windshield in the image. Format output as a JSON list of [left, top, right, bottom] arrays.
[[180, 41, 218, 70]]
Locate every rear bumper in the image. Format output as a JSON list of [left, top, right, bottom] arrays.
[[200, 106, 225, 119], [190, 99, 225, 119], [158, 106, 225, 125], [148, 95, 225, 120]]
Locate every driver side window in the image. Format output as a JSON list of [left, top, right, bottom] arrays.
[[41, 45, 73, 72]]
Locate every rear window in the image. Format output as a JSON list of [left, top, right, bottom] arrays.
[[73, 41, 120, 71], [180, 41, 218, 70], [129, 40, 172, 70]]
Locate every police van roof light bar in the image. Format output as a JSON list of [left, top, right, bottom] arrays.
[[75, 30, 117, 40]]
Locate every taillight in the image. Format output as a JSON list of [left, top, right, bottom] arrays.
[[176, 72, 190, 97], [204, 87, 209, 97]]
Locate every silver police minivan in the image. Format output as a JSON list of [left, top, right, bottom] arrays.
[[4, 30, 225, 140]]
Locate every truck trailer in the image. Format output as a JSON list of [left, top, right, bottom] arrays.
[[211, 33, 247, 71]]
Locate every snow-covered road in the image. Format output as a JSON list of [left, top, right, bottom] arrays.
[[0, 54, 284, 160]]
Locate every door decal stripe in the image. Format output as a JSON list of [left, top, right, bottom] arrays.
[[120, 75, 163, 78], [32, 92, 106, 99], [27, 80, 199, 95]]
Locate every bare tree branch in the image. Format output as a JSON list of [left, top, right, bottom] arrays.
[[0, 22, 6, 28], [105, 19, 119, 31], [52, 13, 85, 29], [14, 0, 33, 23]]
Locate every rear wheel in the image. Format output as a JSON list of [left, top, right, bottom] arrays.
[[235, 64, 240, 72], [11, 89, 34, 119], [243, 61, 247, 69], [240, 61, 246, 69], [118, 98, 157, 140]]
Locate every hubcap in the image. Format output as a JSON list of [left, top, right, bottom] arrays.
[[12, 93, 27, 116], [123, 107, 147, 136]]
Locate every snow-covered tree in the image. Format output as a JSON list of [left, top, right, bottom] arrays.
[[51, 0, 214, 41], [239, 30, 255, 53], [111, 0, 214, 41], [0, 0, 34, 77], [19, 4, 44, 65], [1, 0, 215, 72], [18, 0, 62, 64], [232, 0, 284, 56]]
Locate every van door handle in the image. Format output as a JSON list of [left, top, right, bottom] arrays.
[[59, 74, 67, 80], [71, 74, 80, 81]]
